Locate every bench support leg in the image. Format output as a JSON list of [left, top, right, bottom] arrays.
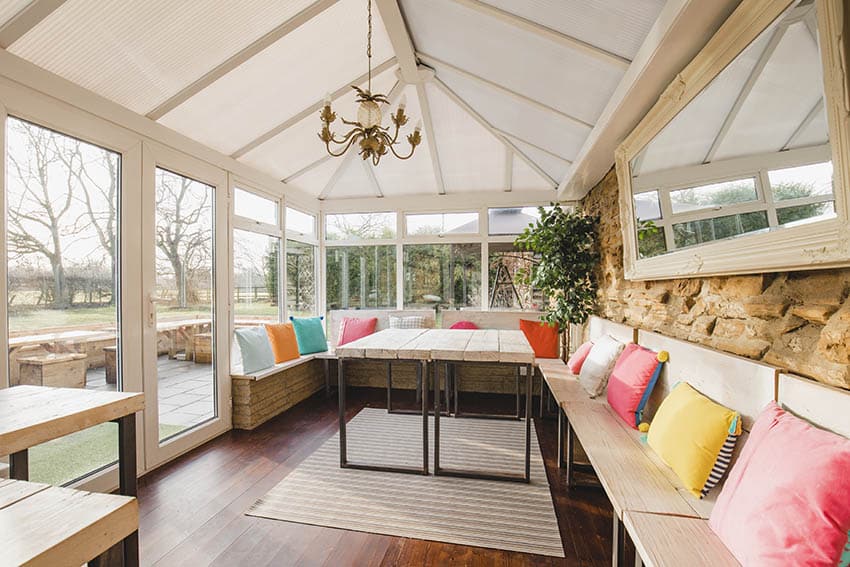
[[324, 359, 331, 397], [613, 514, 626, 567], [566, 417, 576, 488], [557, 409, 566, 469], [9, 450, 27, 480]]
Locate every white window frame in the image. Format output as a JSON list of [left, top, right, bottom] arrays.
[[284, 205, 319, 318]]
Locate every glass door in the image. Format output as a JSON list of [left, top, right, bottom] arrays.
[[142, 143, 229, 468]]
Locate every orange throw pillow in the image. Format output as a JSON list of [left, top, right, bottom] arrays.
[[519, 319, 560, 359], [264, 323, 300, 363]]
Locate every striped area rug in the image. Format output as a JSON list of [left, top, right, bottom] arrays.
[[246, 408, 564, 557]]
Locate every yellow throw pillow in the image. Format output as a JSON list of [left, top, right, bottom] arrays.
[[647, 382, 742, 498]]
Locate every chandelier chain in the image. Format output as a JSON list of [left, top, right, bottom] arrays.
[[367, 0, 372, 93]]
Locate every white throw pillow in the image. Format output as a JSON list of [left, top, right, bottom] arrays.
[[578, 334, 626, 398], [389, 315, 426, 329]]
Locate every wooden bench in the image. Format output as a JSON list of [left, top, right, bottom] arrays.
[[0, 479, 138, 567], [104, 345, 117, 384], [193, 332, 212, 364], [16, 353, 88, 389]]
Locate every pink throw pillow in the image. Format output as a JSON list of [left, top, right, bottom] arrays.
[[567, 341, 594, 374], [449, 320, 478, 330], [606, 344, 664, 428], [337, 317, 378, 346], [709, 401, 850, 566]]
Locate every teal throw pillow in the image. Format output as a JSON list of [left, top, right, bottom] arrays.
[[290, 316, 328, 354], [234, 326, 275, 374]]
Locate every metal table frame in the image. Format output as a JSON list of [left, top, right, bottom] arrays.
[[449, 362, 524, 420], [434, 361, 533, 483], [387, 361, 450, 416], [338, 357, 430, 475]]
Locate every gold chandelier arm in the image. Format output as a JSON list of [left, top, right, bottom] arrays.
[[386, 139, 417, 160], [327, 127, 360, 146], [325, 132, 361, 157]]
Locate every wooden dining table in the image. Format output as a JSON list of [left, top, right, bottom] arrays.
[[0, 385, 144, 566], [335, 328, 536, 482]]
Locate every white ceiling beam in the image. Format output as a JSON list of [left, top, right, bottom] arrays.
[[557, 0, 743, 200], [504, 147, 513, 192], [282, 154, 331, 183], [231, 57, 396, 159], [782, 98, 824, 150], [415, 69, 446, 195], [0, 0, 66, 48], [146, 0, 338, 120], [361, 159, 384, 198], [494, 128, 573, 164], [416, 52, 593, 130], [448, 0, 630, 70], [433, 77, 557, 188], [703, 25, 787, 164]]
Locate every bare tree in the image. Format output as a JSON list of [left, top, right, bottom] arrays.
[[155, 170, 212, 308], [6, 120, 81, 308]]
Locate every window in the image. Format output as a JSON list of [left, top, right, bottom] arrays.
[[325, 245, 396, 310], [633, 191, 661, 221], [286, 206, 316, 237], [669, 178, 758, 214], [673, 211, 769, 249], [769, 162, 834, 201], [234, 187, 278, 226], [6, 116, 121, 485], [325, 212, 396, 241], [286, 239, 316, 317], [233, 230, 280, 322], [488, 243, 543, 310], [405, 212, 478, 236], [488, 207, 549, 235], [404, 244, 481, 309]]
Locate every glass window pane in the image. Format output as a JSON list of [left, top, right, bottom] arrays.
[[325, 212, 396, 240], [155, 167, 216, 442], [233, 229, 280, 323], [405, 212, 479, 236], [488, 206, 550, 235], [669, 178, 757, 214], [769, 161, 834, 201], [286, 239, 316, 317], [488, 243, 542, 310], [234, 187, 278, 225], [673, 211, 769, 249], [325, 245, 396, 310], [634, 191, 662, 221], [6, 116, 120, 485], [404, 244, 481, 309], [285, 207, 316, 237], [777, 201, 836, 226]]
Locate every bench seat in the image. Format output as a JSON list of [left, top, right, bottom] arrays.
[[231, 353, 318, 380], [623, 511, 739, 567]]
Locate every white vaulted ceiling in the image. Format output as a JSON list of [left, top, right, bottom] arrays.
[[0, 0, 667, 201]]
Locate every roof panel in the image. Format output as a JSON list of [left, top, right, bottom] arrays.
[[401, 0, 624, 125], [504, 134, 570, 182], [425, 82, 506, 193], [511, 154, 553, 191], [480, 0, 665, 60], [0, 0, 31, 28], [159, 0, 393, 155], [326, 155, 376, 199], [286, 155, 339, 197], [9, 0, 317, 114]]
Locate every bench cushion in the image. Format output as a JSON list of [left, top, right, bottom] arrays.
[[709, 401, 850, 566], [338, 316, 377, 346], [566, 341, 593, 374], [578, 334, 625, 398], [291, 316, 328, 354], [519, 319, 559, 358], [606, 344, 665, 428], [264, 323, 300, 363], [234, 326, 275, 374], [648, 382, 741, 498]]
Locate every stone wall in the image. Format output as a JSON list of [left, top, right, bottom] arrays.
[[582, 168, 850, 389], [232, 359, 325, 430]]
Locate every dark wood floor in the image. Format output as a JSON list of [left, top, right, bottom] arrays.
[[137, 388, 615, 566]]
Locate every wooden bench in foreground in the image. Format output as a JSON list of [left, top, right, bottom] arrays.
[[0, 479, 138, 567]]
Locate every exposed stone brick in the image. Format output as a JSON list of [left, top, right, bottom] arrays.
[[791, 304, 838, 325], [744, 298, 789, 319]]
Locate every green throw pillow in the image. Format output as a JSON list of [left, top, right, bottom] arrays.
[[234, 326, 275, 374], [290, 316, 328, 354]]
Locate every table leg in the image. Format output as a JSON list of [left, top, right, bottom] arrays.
[[452, 363, 459, 416], [386, 361, 393, 412], [434, 362, 441, 474], [9, 450, 28, 480], [338, 358, 347, 467], [515, 366, 521, 418], [538, 370, 545, 418], [421, 360, 429, 475], [525, 363, 532, 482], [117, 414, 139, 567]]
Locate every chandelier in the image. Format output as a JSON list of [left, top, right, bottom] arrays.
[[318, 0, 421, 166]]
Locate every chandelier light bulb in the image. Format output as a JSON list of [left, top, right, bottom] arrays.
[[398, 94, 407, 110]]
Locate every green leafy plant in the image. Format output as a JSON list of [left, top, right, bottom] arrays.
[[514, 203, 600, 359]]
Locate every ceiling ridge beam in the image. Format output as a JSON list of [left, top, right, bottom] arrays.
[[282, 154, 331, 183], [703, 24, 787, 164], [417, 51, 594, 130], [448, 0, 630, 70], [0, 0, 67, 48], [494, 128, 573, 164], [433, 77, 557, 188], [146, 0, 339, 120], [231, 57, 397, 159], [782, 98, 824, 150], [416, 73, 446, 195], [504, 147, 513, 192], [361, 159, 384, 198]]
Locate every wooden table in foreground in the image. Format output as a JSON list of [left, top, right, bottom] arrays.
[[0, 479, 138, 567], [0, 385, 145, 566], [335, 329, 536, 482]]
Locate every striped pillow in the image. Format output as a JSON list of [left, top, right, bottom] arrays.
[[389, 315, 426, 329], [701, 430, 738, 497]]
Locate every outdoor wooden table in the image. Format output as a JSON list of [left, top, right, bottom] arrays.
[[0, 479, 138, 567], [335, 329, 536, 482], [0, 385, 144, 566]]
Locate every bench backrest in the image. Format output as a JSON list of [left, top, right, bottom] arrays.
[[327, 309, 435, 346], [586, 315, 636, 345], [637, 330, 777, 431], [777, 373, 850, 438], [440, 310, 544, 330]]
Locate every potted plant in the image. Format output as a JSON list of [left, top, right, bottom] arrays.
[[514, 203, 600, 360]]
